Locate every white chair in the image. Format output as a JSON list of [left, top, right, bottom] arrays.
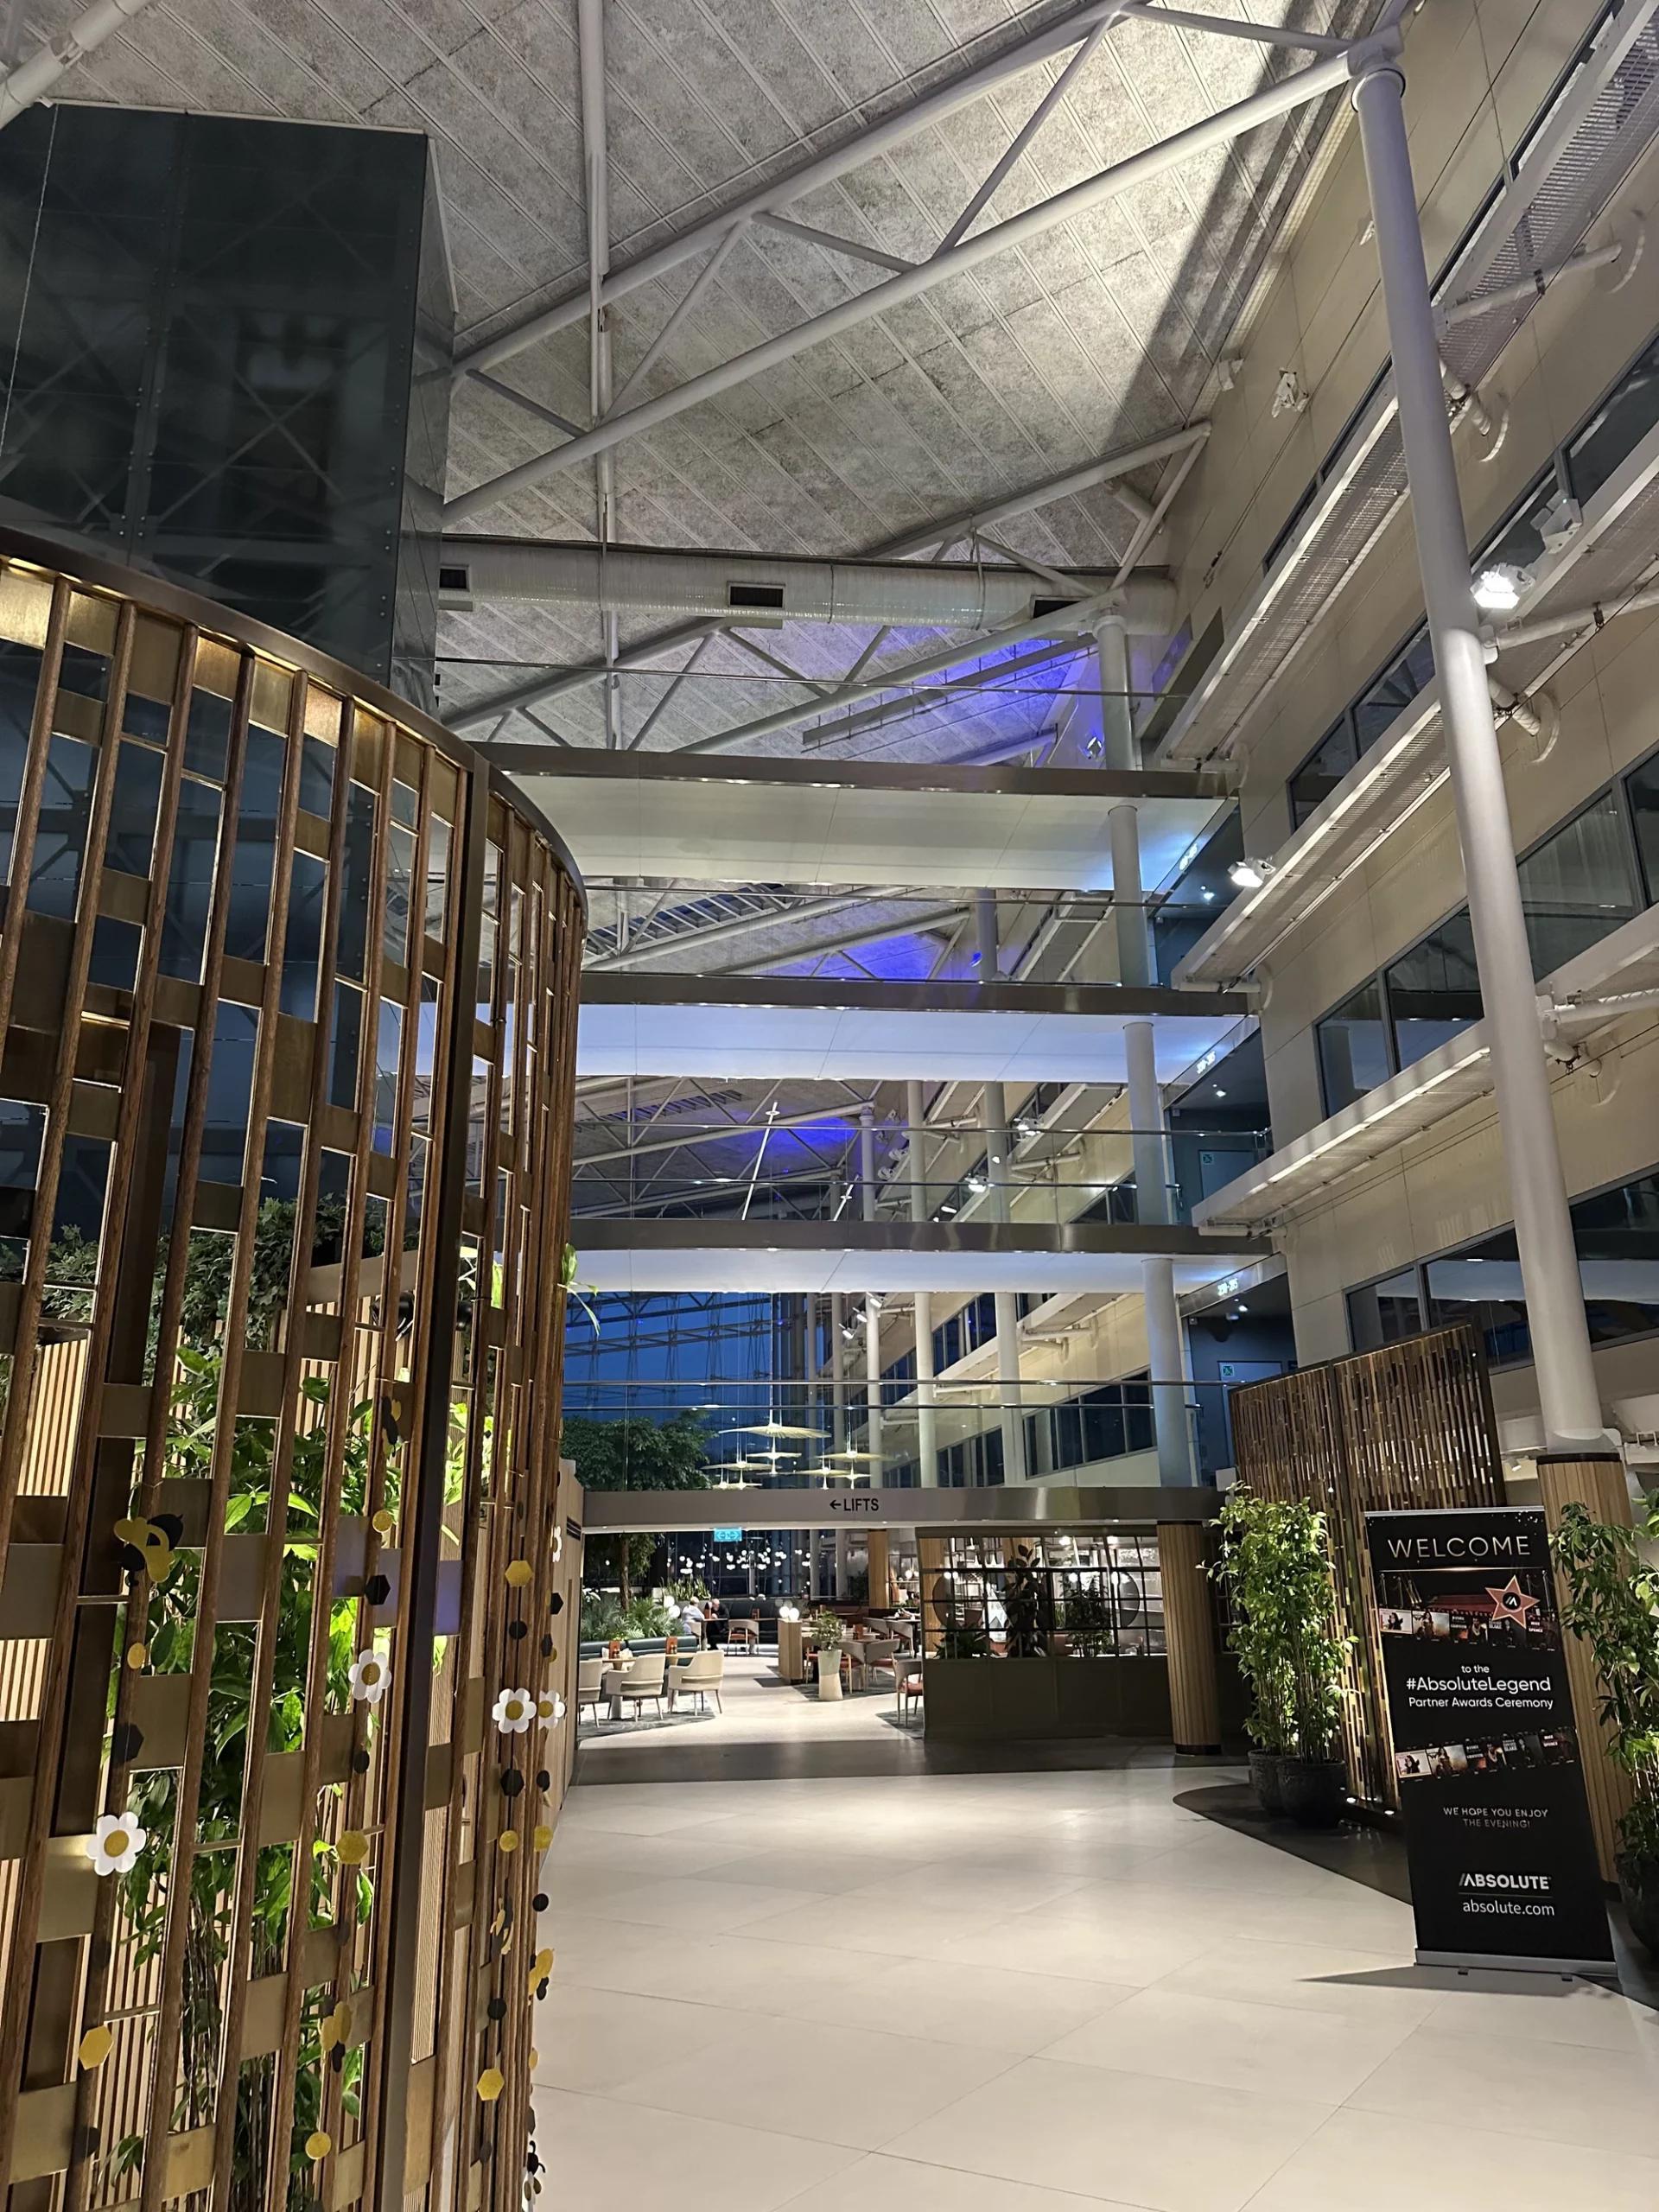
[[616, 1653, 666, 1724], [674, 1649, 724, 1715], [575, 1657, 605, 1728]]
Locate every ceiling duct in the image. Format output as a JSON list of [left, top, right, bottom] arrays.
[[439, 538, 1177, 633]]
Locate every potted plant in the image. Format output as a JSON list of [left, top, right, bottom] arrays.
[[1002, 1544, 1047, 1657], [810, 1609, 846, 1700], [1274, 1498, 1351, 1827], [1212, 1493, 1296, 1812], [1552, 1497, 1659, 1957]]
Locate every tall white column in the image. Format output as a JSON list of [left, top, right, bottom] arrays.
[[830, 1292, 847, 1455], [906, 1079, 938, 1486], [1095, 609, 1136, 771], [1354, 55, 1603, 1450], [865, 1291, 884, 1474]]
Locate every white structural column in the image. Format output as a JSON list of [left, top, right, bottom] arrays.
[[860, 1110, 885, 1474], [1354, 54, 1604, 1450], [975, 899, 1028, 1482], [1104, 617, 1196, 1484], [830, 1292, 847, 1456], [906, 1080, 939, 1486]]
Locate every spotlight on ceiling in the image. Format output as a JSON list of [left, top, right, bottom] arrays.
[[1472, 563, 1527, 612]]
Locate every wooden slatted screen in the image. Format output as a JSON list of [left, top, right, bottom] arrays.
[[0, 529, 585, 2212], [1229, 1322, 1505, 1808]]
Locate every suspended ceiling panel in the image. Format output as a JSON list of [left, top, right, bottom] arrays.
[[576, 975, 1248, 1081], [515, 753, 1226, 888], [572, 1217, 1267, 1294]]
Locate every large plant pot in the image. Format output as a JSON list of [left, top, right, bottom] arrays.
[[1618, 1851, 1659, 1959], [1248, 1750, 1284, 1815], [1280, 1757, 1348, 1828], [817, 1651, 842, 1701]]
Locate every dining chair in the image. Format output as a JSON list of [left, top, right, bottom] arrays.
[[727, 1617, 760, 1653], [895, 1656, 924, 1725], [675, 1649, 724, 1714], [861, 1637, 901, 1689], [617, 1654, 666, 1723], [575, 1657, 605, 1729]]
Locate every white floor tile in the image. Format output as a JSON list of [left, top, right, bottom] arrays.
[[533, 2084, 862, 2212], [1241, 2106, 1659, 2211], [1040, 1983, 1418, 2102], [1347, 2021, 1659, 2155]]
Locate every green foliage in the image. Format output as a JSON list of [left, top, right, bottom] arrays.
[[563, 1412, 711, 1603], [1213, 1493, 1349, 1759], [580, 1591, 680, 1643], [1553, 1496, 1659, 1864], [1060, 1579, 1115, 1658], [118, 1340, 375, 2208], [1002, 1546, 1046, 1658], [810, 1608, 845, 1652], [938, 1619, 989, 1660]]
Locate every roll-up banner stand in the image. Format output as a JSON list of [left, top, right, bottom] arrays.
[[1364, 1505, 1613, 1975]]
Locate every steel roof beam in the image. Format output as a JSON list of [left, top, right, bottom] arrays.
[[444, 47, 1364, 526]]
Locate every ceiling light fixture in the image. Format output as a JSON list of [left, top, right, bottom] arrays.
[[1228, 858, 1277, 891], [1472, 564, 1526, 612]]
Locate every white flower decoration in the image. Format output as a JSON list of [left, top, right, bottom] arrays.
[[493, 1687, 534, 1734], [536, 1692, 566, 1725], [349, 1651, 390, 1707], [87, 1813, 147, 1877]]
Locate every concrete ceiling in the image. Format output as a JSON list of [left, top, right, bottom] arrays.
[[50, 0, 1360, 762]]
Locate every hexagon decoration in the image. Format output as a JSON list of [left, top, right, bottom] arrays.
[[336, 1830, 371, 1866], [478, 2067, 505, 2103], [505, 1558, 532, 1587], [77, 2024, 114, 2069]]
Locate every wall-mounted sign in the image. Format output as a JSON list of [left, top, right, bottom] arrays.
[[828, 1493, 887, 1516], [1365, 1505, 1612, 1974], [711, 1527, 743, 1542]]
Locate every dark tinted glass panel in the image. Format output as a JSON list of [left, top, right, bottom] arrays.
[[107, 740, 163, 876], [1477, 475, 1554, 576], [0, 1098, 45, 1245], [159, 779, 223, 980], [300, 734, 334, 817], [185, 690, 232, 783], [0, 641, 43, 887], [1570, 1172, 1659, 1346], [328, 982, 362, 1111], [90, 915, 141, 992], [336, 781, 376, 982], [282, 851, 326, 1019], [225, 724, 284, 963], [1516, 791, 1635, 976], [55, 643, 109, 706], [201, 1001, 257, 1187], [1316, 978, 1391, 1112], [1289, 716, 1359, 829], [1624, 754, 1659, 906], [1427, 1232, 1529, 1366], [123, 691, 169, 744], [1346, 1267, 1423, 1351], [27, 734, 95, 918], [1353, 630, 1435, 749], [1567, 334, 1659, 507], [1385, 912, 1482, 1070]]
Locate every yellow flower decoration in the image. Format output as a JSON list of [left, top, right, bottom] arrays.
[[306, 2132, 332, 2161], [125, 1643, 148, 1670], [532, 1824, 552, 1853], [372, 1509, 396, 1535], [320, 2000, 353, 2054]]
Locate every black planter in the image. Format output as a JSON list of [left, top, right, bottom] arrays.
[[1248, 1749, 1284, 1815], [1280, 1757, 1348, 1827], [1618, 1850, 1659, 1959]]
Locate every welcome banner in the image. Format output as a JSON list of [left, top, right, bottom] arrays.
[[1364, 1505, 1613, 1974]]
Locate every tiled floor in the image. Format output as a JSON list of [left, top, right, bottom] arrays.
[[535, 1656, 1659, 2212]]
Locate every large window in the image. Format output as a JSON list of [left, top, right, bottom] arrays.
[[1346, 1166, 1659, 1366], [1314, 783, 1646, 1116], [1047, 1380, 1154, 1472]]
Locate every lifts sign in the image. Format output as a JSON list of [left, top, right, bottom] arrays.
[[1364, 1505, 1612, 1974]]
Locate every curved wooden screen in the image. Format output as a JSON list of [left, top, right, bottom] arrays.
[[0, 531, 585, 2212]]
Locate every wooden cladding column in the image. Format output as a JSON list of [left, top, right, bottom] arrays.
[[867, 1529, 891, 1608], [1536, 1453, 1635, 1884], [1157, 1522, 1220, 1754]]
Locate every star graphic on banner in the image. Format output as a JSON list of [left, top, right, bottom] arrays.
[[1485, 1576, 1541, 1623]]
